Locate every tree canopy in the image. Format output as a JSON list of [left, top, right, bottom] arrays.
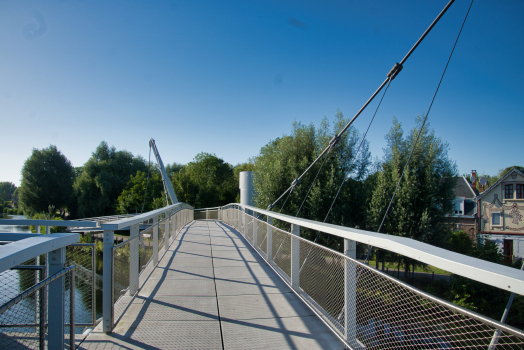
[[115, 170, 167, 214], [367, 116, 457, 245], [0, 182, 16, 202], [253, 111, 372, 245], [172, 153, 237, 208], [18, 145, 75, 217], [73, 141, 147, 218]]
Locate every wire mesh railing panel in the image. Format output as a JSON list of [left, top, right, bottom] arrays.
[[113, 237, 133, 321], [0, 282, 41, 349], [207, 210, 218, 219], [158, 224, 165, 253], [256, 220, 268, 256], [0, 266, 75, 350], [140, 228, 154, 274], [0, 258, 43, 308], [271, 227, 292, 281], [66, 244, 95, 326], [298, 240, 345, 334], [246, 216, 253, 243], [289, 233, 524, 349], [194, 211, 206, 220]]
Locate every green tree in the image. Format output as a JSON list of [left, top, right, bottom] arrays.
[[367, 117, 457, 275], [368, 116, 457, 242], [18, 145, 74, 218], [253, 111, 371, 247], [73, 141, 147, 218], [0, 182, 16, 201], [115, 171, 167, 214], [172, 153, 237, 208]]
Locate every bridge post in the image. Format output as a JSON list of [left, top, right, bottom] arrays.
[[165, 212, 170, 247], [267, 217, 272, 263], [344, 239, 357, 346], [153, 216, 159, 265], [47, 246, 65, 348], [291, 224, 300, 290], [129, 224, 139, 295], [102, 229, 114, 332], [253, 213, 257, 249]]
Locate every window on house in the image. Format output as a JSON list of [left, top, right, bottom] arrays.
[[505, 184, 513, 199], [517, 184, 524, 199], [492, 212, 501, 226]]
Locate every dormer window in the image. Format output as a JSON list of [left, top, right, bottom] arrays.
[[505, 184, 513, 199], [453, 198, 464, 215]]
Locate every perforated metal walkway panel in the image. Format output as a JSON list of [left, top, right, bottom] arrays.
[[79, 220, 345, 350]]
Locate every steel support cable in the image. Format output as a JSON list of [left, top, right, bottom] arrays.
[[363, 0, 474, 266], [298, 79, 392, 271], [141, 145, 152, 214], [295, 146, 334, 217], [269, 147, 334, 261], [267, 0, 455, 213]]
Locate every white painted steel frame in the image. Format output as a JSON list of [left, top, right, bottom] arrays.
[[230, 203, 524, 296], [0, 232, 79, 273], [101, 203, 192, 231], [0, 219, 96, 227]]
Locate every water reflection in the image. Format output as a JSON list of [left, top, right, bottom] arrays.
[[0, 214, 31, 233]]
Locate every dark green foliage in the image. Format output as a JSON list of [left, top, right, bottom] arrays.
[[19, 145, 75, 218], [368, 116, 457, 245], [73, 141, 147, 218], [172, 153, 237, 208], [253, 111, 371, 249], [0, 182, 16, 201], [116, 170, 167, 214], [449, 230, 474, 255]]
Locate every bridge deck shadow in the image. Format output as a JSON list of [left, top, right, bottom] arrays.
[[79, 220, 345, 350]]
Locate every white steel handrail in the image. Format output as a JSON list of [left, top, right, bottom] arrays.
[[0, 232, 79, 273], [101, 202, 193, 230], [0, 219, 97, 227], [221, 203, 524, 296]]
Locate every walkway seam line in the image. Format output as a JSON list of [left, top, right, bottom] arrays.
[[208, 220, 226, 350]]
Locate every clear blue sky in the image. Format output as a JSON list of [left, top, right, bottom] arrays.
[[1, 0, 523, 186]]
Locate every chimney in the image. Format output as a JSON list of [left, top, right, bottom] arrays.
[[471, 170, 477, 190]]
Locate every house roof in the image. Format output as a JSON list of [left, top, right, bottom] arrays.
[[453, 176, 478, 199], [476, 167, 524, 200]]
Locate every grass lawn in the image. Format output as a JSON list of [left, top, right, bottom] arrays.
[[362, 259, 451, 275]]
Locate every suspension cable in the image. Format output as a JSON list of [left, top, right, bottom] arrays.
[[295, 147, 333, 217], [297, 78, 391, 270], [266, 0, 455, 212], [141, 145, 152, 214], [363, 0, 475, 265]]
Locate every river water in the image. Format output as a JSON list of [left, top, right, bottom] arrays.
[[0, 214, 31, 232]]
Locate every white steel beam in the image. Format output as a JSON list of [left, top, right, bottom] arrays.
[[0, 233, 79, 273]]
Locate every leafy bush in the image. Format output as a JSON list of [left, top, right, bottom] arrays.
[[29, 211, 65, 233]]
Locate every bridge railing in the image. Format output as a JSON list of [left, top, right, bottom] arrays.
[[100, 202, 194, 332], [0, 231, 81, 349], [217, 204, 524, 350]]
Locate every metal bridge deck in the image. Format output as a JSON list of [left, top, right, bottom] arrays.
[[80, 220, 345, 350]]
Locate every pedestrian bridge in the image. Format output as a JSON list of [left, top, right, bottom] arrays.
[[1, 203, 524, 349], [81, 220, 343, 349]]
